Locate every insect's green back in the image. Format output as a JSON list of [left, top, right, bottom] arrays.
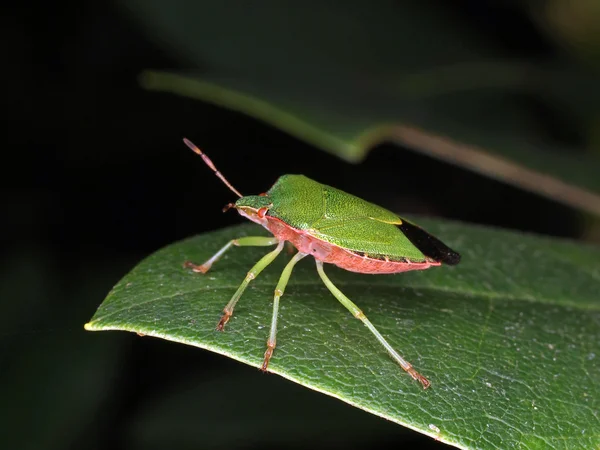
[[265, 175, 427, 262]]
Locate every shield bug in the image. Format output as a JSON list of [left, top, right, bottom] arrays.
[[183, 138, 460, 389]]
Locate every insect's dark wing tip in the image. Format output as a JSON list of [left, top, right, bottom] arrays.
[[442, 250, 461, 266], [398, 220, 461, 266]]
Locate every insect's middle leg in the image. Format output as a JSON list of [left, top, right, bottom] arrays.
[[217, 240, 285, 331], [184, 236, 279, 273], [315, 260, 430, 389], [262, 251, 308, 372]]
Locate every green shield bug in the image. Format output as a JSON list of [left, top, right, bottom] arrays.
[[183, 138, 460, 389]]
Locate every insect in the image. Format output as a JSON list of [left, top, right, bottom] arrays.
[[182, 138, 460, 389]]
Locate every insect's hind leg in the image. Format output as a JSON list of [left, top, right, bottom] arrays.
[[184, 236, 279, 273], [216, 240, 285, 331], [262, 252, 308, 371], [315, 260, 430, 389]]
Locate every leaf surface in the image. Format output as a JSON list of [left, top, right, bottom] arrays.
[[86, 220, 600, 449]]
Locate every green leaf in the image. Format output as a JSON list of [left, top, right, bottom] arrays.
[[85, 220, 600, 449], [119, 0, 600, 215]]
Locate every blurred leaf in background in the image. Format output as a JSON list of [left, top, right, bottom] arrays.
[[0, 250, 127, 450], [534, 0, 600, 160], [86, 221, 600, 449], [537, 0, 600, 70], [120, 0, 600, 216]]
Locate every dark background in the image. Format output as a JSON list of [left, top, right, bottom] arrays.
[[2, 1, 594, 449]]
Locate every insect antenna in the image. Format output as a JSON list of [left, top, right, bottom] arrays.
[[183, 138, 243, 198]]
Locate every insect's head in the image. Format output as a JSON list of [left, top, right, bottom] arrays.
[[229, 195, 273, 225]]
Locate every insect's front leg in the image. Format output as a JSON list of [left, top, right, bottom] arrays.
[[183, 236, 279, 273], [215, 240, 285, 331]]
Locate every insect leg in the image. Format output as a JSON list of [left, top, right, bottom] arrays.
[[217, 240, 285, 331], [262, 252, 308, 372], [315, 260, 430, 389], [184, 236, 279, 273]]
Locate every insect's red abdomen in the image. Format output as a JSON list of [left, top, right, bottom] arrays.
[[265, 217, 439, 274]]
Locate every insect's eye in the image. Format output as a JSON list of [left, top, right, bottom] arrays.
[[257, 207, 269, 218]]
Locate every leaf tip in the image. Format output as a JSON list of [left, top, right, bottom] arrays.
[[83, 321, 96, 331]]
